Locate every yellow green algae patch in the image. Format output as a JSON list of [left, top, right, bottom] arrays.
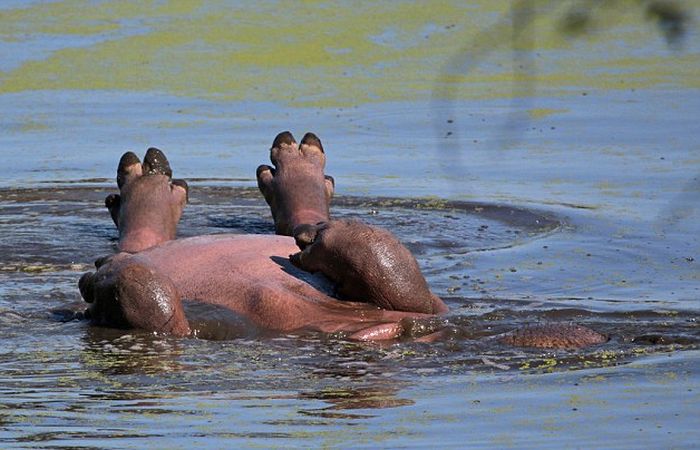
[[0, 0, 698, 106], [528, 108, 569, 119]]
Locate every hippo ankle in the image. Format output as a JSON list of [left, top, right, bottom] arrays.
[[118, 228, 174, 253], [289, 212, 329, 234]]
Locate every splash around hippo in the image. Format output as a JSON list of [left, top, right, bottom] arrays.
[[78, 131, 607, 348]]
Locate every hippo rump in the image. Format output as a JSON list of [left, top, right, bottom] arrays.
[[78, 132, 607, 348]]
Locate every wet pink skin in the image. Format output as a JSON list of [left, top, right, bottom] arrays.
[[82, 234, 435, 340], [78, 132, 607, 348]]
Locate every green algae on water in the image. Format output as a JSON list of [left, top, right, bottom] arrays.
[[0, 1, 698, 106]]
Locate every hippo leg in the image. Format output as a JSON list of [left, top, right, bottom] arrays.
[[79, 260, 191, 336], [291, 220, 449, 315], [256, 131, 334, 236], [106, 148, 188, 252]]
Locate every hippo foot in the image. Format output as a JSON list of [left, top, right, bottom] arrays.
[[257, 131, 335, 236], [107, 148, 188, 253]]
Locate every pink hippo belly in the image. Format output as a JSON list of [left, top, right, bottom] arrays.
[[119, 234, 418, 333]]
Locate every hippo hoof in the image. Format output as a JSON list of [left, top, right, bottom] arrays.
[[143, 147, 173, 177]]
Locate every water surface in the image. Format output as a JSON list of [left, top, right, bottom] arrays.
[[1, 1, 699, 448]]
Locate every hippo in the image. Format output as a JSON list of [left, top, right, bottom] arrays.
[[78, 131, 607, 348]]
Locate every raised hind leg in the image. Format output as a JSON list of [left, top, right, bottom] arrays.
[[78, 148, 191, 334], [105, 148, 188, 253], [256, 131, 334, 236]]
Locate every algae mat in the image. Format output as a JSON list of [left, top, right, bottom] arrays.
[[1, 1, 699, 105]]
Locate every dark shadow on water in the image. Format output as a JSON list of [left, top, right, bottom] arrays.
[[205, 214, 272, 233]]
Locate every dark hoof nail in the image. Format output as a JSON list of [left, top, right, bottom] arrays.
[[117, 152, 141, 188], [272, 131, 296, 149], [78, 272, 95, 303], [94, 255, 112, 269], [293, 223, 318, 250], [143, 147, 173, 177], [289, 252, 303, 268], [171, 179, 189, 201], [256, 164, 275, 178], [105, 194, 121, 227], [300, 132, 324, 152], [118, 151, 141, 170], [105, 193, 120, 208]]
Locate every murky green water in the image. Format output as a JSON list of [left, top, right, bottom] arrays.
[[1, 1, 699, 448]]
